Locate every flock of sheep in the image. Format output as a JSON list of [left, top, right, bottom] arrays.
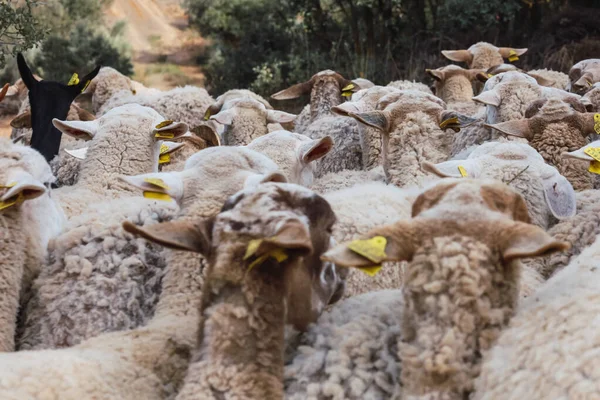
[[0, 41, 599, 399]]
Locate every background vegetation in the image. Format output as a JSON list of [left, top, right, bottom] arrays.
[[185, 0, 600, 96], [0, 0, 132, 84]]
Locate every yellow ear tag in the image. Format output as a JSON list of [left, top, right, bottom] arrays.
[[0, 182, 17, 188], [81, 80, 91, 93], [203, 109, 212, 121], [156, 120, 174, 129], [143, 191, 172, 201], [155, 132, 175, 139], [143, 177, 169, 190], [588, 160, 600, 175], [508, 50, 519, 63], [341, 91, 353, 98], [342, 83, 355, 92], [584, 146, 600, 162], [160, 144, 169, 154], [458, 165, 468, 177], [587, 78, 594, 87], [594, 114, 600, 135], [159, 154, 170, 164], [68, 73, 80, 86], [487, 73, 494, 78], [439, 116, 459, 129], [348, 236, 387, 264], [0, 192, 24, 211], [244, 238, 289, 272]]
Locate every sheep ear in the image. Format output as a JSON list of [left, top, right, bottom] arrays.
[[243, 172, 288, 189], [574, 73, 594, 91], [64, 147, 88, 160], [72, 103, 96, 121], [322, 221, 416, 269], [190, 123, 221, 147], [210, 108, 236, 125], [266, 110, 297, 124], [254, 219, 313, 257], [498, 221, 569, 261], [0, 83, 8, 103], [474, 71, 490, 83], [123, 218, 213, 255], [332, 102, 364, 116], [541, 170, 577, 219], [5, 83, 19, 97], [271, 81, 313, 100], [10, 111, 32, 129], [348, 111, 389, 131], [160, 141, 186, 155], [154, 121, 189, 140], [473, 90, 501, 107], [1, 172, 46, 202], [441, 49, 473, 64], [527, 72, 553, 88], [119, 172, 185, 202], [301, 136, 333, 164], [498, 47, 528, 59], [52, 119, 98, 140], [439, 110, 479, 132], [579, 113, 600, 136], [17, 53, 38, 90], [426, 68, 444, 82], [485, 119, 531, 139], [71, 65, 101, 95], [562, 144, 595, 161], [421, 159, 478, 178]]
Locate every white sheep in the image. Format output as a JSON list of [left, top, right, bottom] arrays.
[[79, 66, 140, 114], [0, 139, 66, 351], [49, 104, 188, 218], [568, 58, 600, 94], [285, 178, 567, 400], [441, 42, 528, 70], [473, 231, 600, 400]]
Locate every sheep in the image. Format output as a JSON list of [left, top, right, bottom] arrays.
[[0, 138, 66, 352], [441, 42, 528, 70], [568, 58, 600, 94], [486, 97, 594, 191], [425, 65, 490, 156], [286, 178, 568, 400], [98, 85, 214, 130], [209, 97, 296, 145], [294, 77, 375, 134], [473, 231, 600, 400], [49, 104, 188, 218], [15, 53, 100, 162], [17, 145, 334, 350], [486, 63, 570, 90], [271, 70, 363, 177], [0, 181, 346, 400], [246, 130, 334, 186], [332, 85, 402, 169], [346, 89, 477, 187], [79, 66, 140, 113]]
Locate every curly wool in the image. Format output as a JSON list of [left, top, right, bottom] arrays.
[[285, 290, 403, 400], [528, 68, 569, 90], [99, 86, 214, 129], [17, 199, 178, 350], [385, 111, 450, 188], [309, 167, 386, 195], [473, 233, 600, 400], [387, 80, 433, 94]]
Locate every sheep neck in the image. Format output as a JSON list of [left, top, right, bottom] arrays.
[[310, 80, 343, 121], [223, 111, 269, 146], [399, 231, 519, 399], [182, 246, 288, 399], [438, 76, 475, 104]]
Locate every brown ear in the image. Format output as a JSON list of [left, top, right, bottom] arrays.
[[469, 69, 489, 82], [348, 111, 389, 131], [322, 221, 416, 267], [191, 123, 221, 147], [485, 119, 532, 139], [10, 111, 32, 129], [480, 184, 531, 224], [441, 49, 473, 64], [0, 83, 9, 103], [580, 112, 600, 135], [574, 73, 594, 91], [497, 221, 569, 261], [426, 69, 445, 82], [271, 80, 313, 100], [72, 103, 96, 121], [122, 218, 213, 255], [258, 219, 313, 256]]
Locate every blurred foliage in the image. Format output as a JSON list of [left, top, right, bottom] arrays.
[[1, 0, 131, 84], [186, 0, 600, 96], [0, 0, 48, 68]]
